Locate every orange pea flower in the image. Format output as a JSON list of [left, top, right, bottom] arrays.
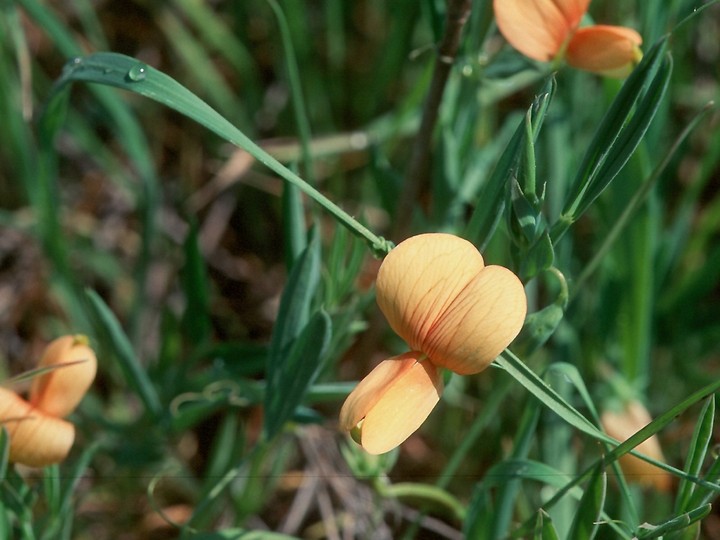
[[340, 234, 527, 454], [0, 335, 97, 467], [601, 400, 672, 491], [493, 0, 643, 78]]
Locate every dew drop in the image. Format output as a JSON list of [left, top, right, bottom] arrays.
[[126, 63, 147, 82]]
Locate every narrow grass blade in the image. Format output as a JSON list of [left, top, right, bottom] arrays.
[[533, 510, 560, 540], [85, 289, 163, 418], [495, 350, 605, 441], [635, 504, 711, 539], [0, 428, 9, 480], [567, 465, 606, 540], [464, 80, 554, 250], [263, 309, 332, 439], [552, 37, 671, 240], [675, 396, 715, 513], [42, 51, 388, 254], [181, 220, 212, 345]]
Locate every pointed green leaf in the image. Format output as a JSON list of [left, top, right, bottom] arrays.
[[181, 219, 212, 345], [533, 509, 560, 540], [676, 396, 715, 513], [85, 289, 163, 418], [265, 227, 320, 386], [264, 310, 332, 438], [568, 465, 607, 540], [635, 504, 711, 539], [553, 37, 671, 240]]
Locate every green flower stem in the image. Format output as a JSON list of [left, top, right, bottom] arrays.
[[547, 266, 569, 309], [374, 478, 467, 522]]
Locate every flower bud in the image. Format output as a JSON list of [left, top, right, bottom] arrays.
[[601, 400, 672, 491]]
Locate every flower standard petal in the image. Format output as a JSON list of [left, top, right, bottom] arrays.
[[339, 352, 443, 455], [376, 234, 484, 353], [29, 335, 97, 418], [0, 388, 75, 467], [566, 25, 643, 77], [422, 265, 527, 375], [493, 0, 590, 62]]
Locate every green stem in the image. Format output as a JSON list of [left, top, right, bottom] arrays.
[[375, 478, 467, 522]]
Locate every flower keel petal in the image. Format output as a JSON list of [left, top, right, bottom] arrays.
[[566, 25, 643, 77]]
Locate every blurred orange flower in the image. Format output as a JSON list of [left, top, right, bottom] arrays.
[[601, 400, 672, 491], [0, 335, 97, 467], [493, 0, 642, 77], [340, 234, 526, 454]]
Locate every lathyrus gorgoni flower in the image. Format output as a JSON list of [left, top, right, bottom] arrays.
[[493, 0, 643, 78], [340, 234, 527, 454], [0, 335, 97, 467]]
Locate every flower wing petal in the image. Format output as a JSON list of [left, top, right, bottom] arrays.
[[339, 352, 420, 432], [353, 357, 442, 455], [566, 25, 643, 77], [423, 265, 527, 375], [376, 234, 484, 352], [493, 0, 589, 61], [0, 388, 75, 467]]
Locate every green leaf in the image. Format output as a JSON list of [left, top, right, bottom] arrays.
[[0, 427, 9, 480], [553, 37, 672, 240], [266, 227, 320, 370], [517, 303, 564, 355], [264, 310, 332, 439], [675, 396, 715, 513], [533, 510, 560, 540], [464, 79, 554, 250], [84, 289, 163, 418], [635, 504, 711, 539], [181, 219, 212, 345], [518, 230, 555, 281], [567, 465, 607, 540], [42, 51, 388, 254]]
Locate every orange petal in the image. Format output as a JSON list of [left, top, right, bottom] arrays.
[[0, 388, 75, 467], [376, 234, 484, 353], [493, 0, 590, 61], [339, 352, 443, 455], [29, 335, 97, 418], [601, 401, 672, 491], [566, 25, 643, 77], [423, 265, 527, 374]]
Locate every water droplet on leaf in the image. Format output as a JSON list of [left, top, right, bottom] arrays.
[[126, 63, 147, 82]]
